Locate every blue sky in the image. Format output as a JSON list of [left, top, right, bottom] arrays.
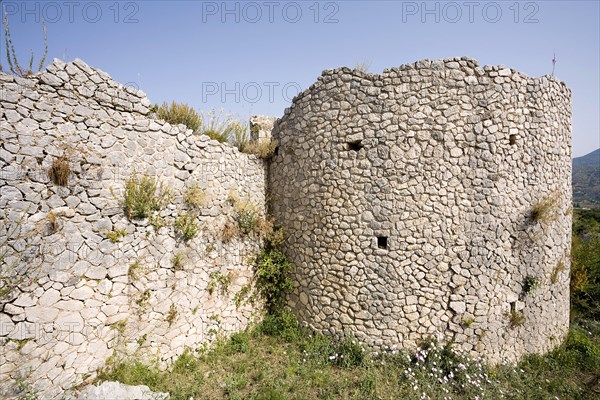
[[1, 0, 598, 157]]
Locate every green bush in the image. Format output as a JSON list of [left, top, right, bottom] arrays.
[[237, 208, 259, 235], [257, 308, 302, 342], [254, 248, 293, 313], [122, 174, 171, 220], [154, 101, 201, 132]]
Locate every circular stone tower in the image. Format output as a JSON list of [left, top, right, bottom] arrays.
[[268, 57, 572, 363]]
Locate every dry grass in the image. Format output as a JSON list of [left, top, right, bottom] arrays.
[[46, 211, 59, 234], [47, 156, 70, 186], [551, 260, 566, 284], [221, 221, 239, 243], [154, 101, 201, 132], [242, 138, 278, 159], [531, 192, 561, 223], [507, 309, 526, 328], [183, 184, 206, 209]]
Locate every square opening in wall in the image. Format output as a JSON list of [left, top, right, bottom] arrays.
[[377, 236, 388, 249], [348, 140, 364, 151], [509, 134, 517, 145]]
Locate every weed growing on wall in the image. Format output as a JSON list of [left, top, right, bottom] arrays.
[[552, 260, 566, 284], [45, 211, 60, 234], [106, 228, 127, 243], [167, 304, 178, 326], [228, 193, 260, 236], [128, 260, 143, 281], [174, 211, 199, 241], [522, 275, 541, 297], [122, 174, 171, 220], [207, 271, 231, 295], [171, 252, 185, 271], [507, 309, 526, 328]]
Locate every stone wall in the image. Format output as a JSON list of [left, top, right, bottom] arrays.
[[0, 59, 266, 398], [269, 57, 572, 364]]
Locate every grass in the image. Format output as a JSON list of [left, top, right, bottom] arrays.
[[96, 208, 600, 399], [195, 108, 278, 158], [98, 309, 600, 400], [152, 103, 278, 157]]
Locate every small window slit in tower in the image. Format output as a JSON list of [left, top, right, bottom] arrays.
[[377, 236, 388, 250], [274, 146, 280, 156], [509, 134, 517, 145], [348, 140, 364, 151]]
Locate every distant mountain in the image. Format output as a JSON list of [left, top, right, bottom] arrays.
[[574, 148, 600, 167], [573, 149, 600, 207]]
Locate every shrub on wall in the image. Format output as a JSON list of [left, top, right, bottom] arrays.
[[121, 174, 171, 220], [174, 211, 199, 241]]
